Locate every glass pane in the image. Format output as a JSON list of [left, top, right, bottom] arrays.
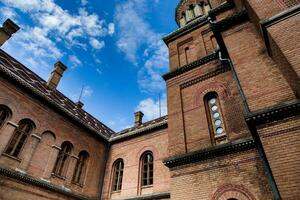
[[214, 119, 222, 126], [211, 105, 218, 111], [216, 127, 224, 135], [209, 98, 217, 105], [213, 112, 220, 119]]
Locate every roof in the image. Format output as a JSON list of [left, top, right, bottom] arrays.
[[110, 115, 168, 142], [0, 49, 114, 139]]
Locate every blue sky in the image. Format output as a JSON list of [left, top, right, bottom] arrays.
[[0, 0, 178, 131]]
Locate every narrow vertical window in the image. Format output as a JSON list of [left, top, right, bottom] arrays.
[[185, 47, 190, 65], [0, 106, 9, 129], [141, 152, 153, 187], [205, 93, 226, 144], [112, 159, 124, 192], [53, 142, 73, 177], [73, 151, 89, 185], [5, 119, 34, 157]]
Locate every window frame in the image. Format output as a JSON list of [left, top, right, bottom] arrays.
[[111, 159, 124, 192], [52, 141, 73, 178], [4, 119, 34, 158], [204, 92, 227, 145], [141, 152, 154, 187], [0, 106, 10, 129], [72, 151, 89, 186]]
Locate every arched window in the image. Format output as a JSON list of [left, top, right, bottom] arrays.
[[141, 152, 153, 187], [53, 141, 73, 177], [204, 93, 226, 144], [228, 198, 238, 200], [5, 119, 34, 157], [112, 159, 124, 192], [0, 106, 10, 129], [73, 151, 89, 185]]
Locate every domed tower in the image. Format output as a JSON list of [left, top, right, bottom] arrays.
[[162, 0, 300, 199]]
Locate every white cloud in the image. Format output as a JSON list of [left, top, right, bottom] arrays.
[[69, 55, 82, 67], [114, 0, 169, 94], [82, 85, 93, 97], [108, 23, 115, 35], [96, 68, 102, 75], [81, 0, 88, 6], [136, 94, 167, 121], [89, 38, 105, 50], [1, 7, 17, 19]]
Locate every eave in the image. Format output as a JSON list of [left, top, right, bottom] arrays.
[[162, 52, 218, 81], [163, 137, 255, 168]]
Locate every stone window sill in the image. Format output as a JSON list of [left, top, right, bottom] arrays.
[[72, 182, 83, 188], [1, 153, 21, 162], [141, 185, 153, 189], [111, 190, 121, 194], [51, 173, 66, 180]]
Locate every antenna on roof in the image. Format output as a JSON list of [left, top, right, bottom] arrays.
[[158, 93, 162, 117], [78, 85, 85, 102]]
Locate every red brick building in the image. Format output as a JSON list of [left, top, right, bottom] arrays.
[[0, 0, 299, 200]]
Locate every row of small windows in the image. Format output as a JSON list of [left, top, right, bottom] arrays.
[[0, 105, 89, 186], [112, 152, 153, 192], [179, 2, 211, 27]]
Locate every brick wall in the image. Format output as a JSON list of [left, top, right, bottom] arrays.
[[170, 150, 272, 200], [101, 129, 170, 200], [257, 116, 300, 199], [0, 77, 107, 198]]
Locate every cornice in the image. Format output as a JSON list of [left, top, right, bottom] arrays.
[[110, 120, 168, 143], [245, 100, 300, 126], [210, 9, 249, 32], [0, 165, 92, 200], [0, 64, 110, 142], [163, 16, 208, 44], [162, 52, 218, 81], [121, 192, 170, 200], [163, 137, 255, 168], [180, 64, 231, 89]]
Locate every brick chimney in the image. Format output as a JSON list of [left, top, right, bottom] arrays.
[[76, 101, 84, 109], [47, 61, 67, 90], [0, 19, 20, 46], [134, 111, 144, 127]]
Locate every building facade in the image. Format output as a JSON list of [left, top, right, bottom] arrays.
[[0, 0, 299, 200]]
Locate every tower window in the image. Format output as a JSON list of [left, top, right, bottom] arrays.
[[112, 159, 124, 192], [141, 152, 153, 187], [5, 119, 34, 158], [53, 142, 73, 177], [185, 47, 190, 65], [73, 151, 89, 185], [204, 93, 227, 144]]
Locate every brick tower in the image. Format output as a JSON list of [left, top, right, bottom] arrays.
[[162, 0, 300, 200]]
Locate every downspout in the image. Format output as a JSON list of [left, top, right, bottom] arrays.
[[209, 17, 281, 200]]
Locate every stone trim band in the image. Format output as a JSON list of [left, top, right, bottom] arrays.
[[162, 52, 218, 81], [0, 165, 92, 200], [163, 137, 255, 168]]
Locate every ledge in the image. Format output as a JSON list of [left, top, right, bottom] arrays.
[[110, 120, 168, 143], [0, 165, 92, 200], [208, 0, 235, 18], [163, 137, 255, 168], [210, 9, 249, 32], [162, 52, 218, 81], [260, 4, 300, 56], [163, 16, 208, 44], [120, 192, 170, 200], [245, 100, 300, 126]]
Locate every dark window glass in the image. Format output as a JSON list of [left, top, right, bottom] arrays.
[[73, 151, 89, 184], [53, 142, 73, 177], [141, 153, 153, 186], [5, 120, 34, 157], [112, 160, 124, 191]]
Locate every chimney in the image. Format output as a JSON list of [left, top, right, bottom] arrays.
[[134, 111, 144, 127], [47, 61, 67, 90], [0, 19, 20, 46], [76, 101, 84, 109]]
